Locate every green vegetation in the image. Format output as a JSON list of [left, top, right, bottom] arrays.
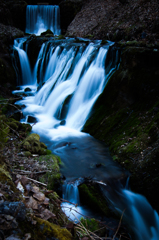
[[79, 184, 112, 217], [84, 46, 159, 211], [38, 154, 62, 190]]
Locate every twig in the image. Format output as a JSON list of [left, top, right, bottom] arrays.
[[60, 198, 78, 206], [14, 169, 51, 174], [62, 206, 130, 239], [112, 209, 125, 240], [4, 122, 20, 137], [26, 177, 47, 186], [0, 127, 12, 139], [0, 97, 22, 102], [0, 102, 22, 113]]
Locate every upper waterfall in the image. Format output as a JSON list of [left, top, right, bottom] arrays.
[[25, 5, 61, 35], [12, 38, 119, 132]]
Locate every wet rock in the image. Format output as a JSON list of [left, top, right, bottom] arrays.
[[10, 111, 22, 121], [41, 29, 54, 36], [0, 202, 26, 221], [24, 87, 32, 92], [60, 120, 66, 125], [27, 115, 37, 124]]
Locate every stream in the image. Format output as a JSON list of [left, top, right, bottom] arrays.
[[12, 5, 159, 240]]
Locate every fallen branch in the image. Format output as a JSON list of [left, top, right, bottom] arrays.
[[26, 177, 47, 186], [60, 198, 78, 206], [14, 169, 51, 175]]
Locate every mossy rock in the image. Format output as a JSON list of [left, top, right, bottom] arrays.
[[38, 154, 62, 192], [40, 142, 47, 149], [22, 217, 72, 240], [24, 151, 32, 157], [79, 183, 113, 217], [0, 161, 20, 199], [41, 29, 54, 36], [22, 133, 49, 155], [7, 122, 19, 130]]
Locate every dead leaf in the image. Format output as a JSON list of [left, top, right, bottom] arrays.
[[33, 192, 45, 201], [42, 209, 56, 220], [31, 186, 40, 193], [25, 184, 32, 193], [24, 233, 31, 240], [17, 181, 24, 194], [25, 196, 38, 210], [43, 197, 50, 205], [5, 234, 21, 240], [21, 176, 29, 187]]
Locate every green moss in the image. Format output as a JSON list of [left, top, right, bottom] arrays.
[[0, 115, 9, 149], [84, 34, 94, 39], [79, 184, 112, 217], [56, 35, 65, 40], [24, 151, 32, 157], [0, 161, 20, 198], [22, 133, 51, 155], [80, 217, 99, 232], [40, 142, 47, 149], [83, 46, 159, 211], [41, 29, 54, 36], [20, 218, 72, 240], [38, 154, 62, 190], [46, 149, 52, 155]]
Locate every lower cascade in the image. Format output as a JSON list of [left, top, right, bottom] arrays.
[[12, 36, 159, 240]]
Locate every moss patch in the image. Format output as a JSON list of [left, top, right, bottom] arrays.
[[38, 154, 62, 191], [21, 133, 48, 155], [79, 183, 113, 217]]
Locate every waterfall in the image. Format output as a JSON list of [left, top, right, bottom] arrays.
[[99, 182, 159, 240], [26, 5, 61, 35], [12, 35, 159, 239], [13, 38, 118, 132], [13, 38, 33, 86]]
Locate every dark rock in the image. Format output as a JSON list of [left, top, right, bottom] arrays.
[[11, 110, 23, 121], [119, 0, 128, 4], [0, 1, 12, 26], [96, 163, 102, 168], [153, 107, 159, 112], [27, 115, 37, 123], [0, 202, 26, 221], [24, 87, 32, 92], [59, 0, 84, 34], [141, 32, 147, 39], [41, 29, 54, 36], [60, 120, 66, 125]]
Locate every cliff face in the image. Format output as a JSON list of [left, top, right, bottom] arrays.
[[66, 0, 159, 43]]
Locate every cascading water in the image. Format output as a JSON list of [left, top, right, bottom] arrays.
[[26, 5, 61, 35], [12, 6, 159, 238]]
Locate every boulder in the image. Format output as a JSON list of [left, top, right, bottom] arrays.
[[22, 133, 48, 155]]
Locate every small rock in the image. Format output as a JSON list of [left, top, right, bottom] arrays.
[[24, 87, 32, 92], [0, 202, 26, 221], [27, 116, 37, 123], [60, 120, 66, 125]]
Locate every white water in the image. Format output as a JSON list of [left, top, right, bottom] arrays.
[[26, 5, 61, 35], [12, 36, 159, 239]]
